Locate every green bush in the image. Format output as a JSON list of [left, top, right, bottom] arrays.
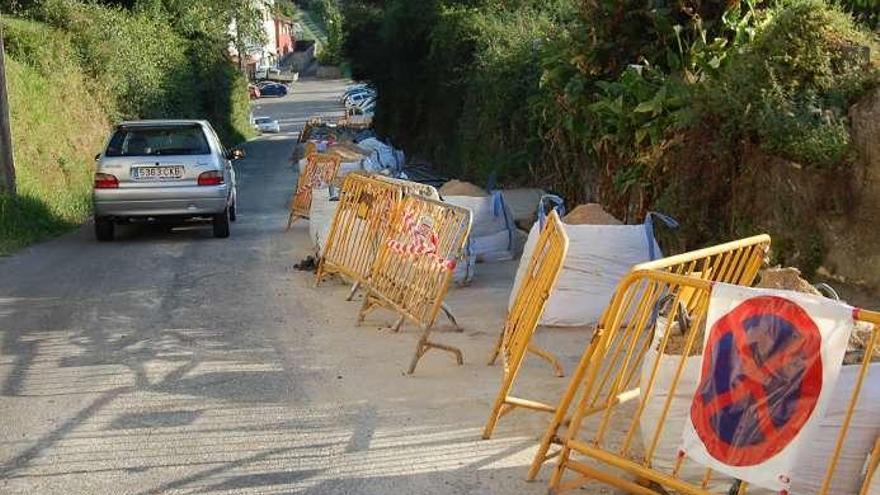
[[0, 0, 256, 253], [700, 0, 879, 168], [0, 20, 109, 253]]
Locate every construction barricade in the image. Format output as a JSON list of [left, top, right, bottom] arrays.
[[482, 210, 569, 439], [286, 152, 341, 230], [314, 173, 402, 294], [357, 194, 472, 374], [314, 173, 440, 294], [528, 234, 772, 480], [530, 267, 880, 495], [298, 117, 322, 143]]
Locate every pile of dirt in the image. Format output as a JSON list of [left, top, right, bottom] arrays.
[[329, 143, 371, 161], [755, 267, 821, 296], [563, 204, 622, 225], [440, 180, 486, 197]]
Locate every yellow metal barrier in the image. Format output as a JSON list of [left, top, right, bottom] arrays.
[[304, 141, 317, 158], [528, 234, 772, 480], [372, 174, 441, 200], [298, 117, 322, 143], [315, 173, 403, 292], [482, 210, 569, 439], [314, 173, 440, 294], [532, 268, 880, 495], [357, 194, 472, 374], [286, 152, 342, 230]]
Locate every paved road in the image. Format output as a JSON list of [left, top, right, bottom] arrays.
[[0, 79, 555, 495]]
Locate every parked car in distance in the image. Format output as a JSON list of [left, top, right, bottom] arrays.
[[355, 96, 376, 111], [345, 91, 373, 108], [92, 120, 241, 240], [259, 82, 288, 97], [248, 83, 261, 99], [254, 116, 281, 133], [255, 65, 281, 80]]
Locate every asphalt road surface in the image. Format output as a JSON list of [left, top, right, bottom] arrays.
[[0, 79, 557, 495]]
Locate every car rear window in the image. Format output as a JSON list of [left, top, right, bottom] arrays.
[[105, 125, 211, 157], [255, 118, 272, 124]]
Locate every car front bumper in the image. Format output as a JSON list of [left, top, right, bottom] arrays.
[[94, 185, 230, 218]]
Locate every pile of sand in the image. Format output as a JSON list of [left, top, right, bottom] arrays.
[[440, 180, 487, 197], [755, 267, 822, 295], [330, 142, 371, 158], [563, 204, 622, 225]]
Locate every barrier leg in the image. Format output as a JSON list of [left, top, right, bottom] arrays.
[[487, 327, 504, 366], [407, 324, 463, 375], [314, 258, 325, 287], [391, 315, 405, 332], [527, 339, 600, 481], [357, 292, 380, 326], [528, 344, 565, 378], [345, 281, 361, 301], [286, 207, 298, 230], [440, 303, 461, 331]]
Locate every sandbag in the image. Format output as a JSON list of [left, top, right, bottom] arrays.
[[783, 362, 880, 495], [444, 191, 515, 263], [639, 317, 736, 493], [308, 187, 338, 254], [643, 318, 880, 495], [508, 208, 664, 326]]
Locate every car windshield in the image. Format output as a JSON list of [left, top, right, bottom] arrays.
[[105, 125, 210, 156], [255, 118, 272, 124]]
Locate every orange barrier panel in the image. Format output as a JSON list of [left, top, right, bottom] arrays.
[[286, 152, 341, 230], [528, 234, 772, 480], [482, 210, 569, 439], [358, 194, 472, 374]]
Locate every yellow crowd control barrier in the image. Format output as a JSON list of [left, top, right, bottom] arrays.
[[315, 173, 403, 293], [529, 234, 772, 480], [372, 174, 441, 200], [482, 210, 569, 440], [286, 152, 342, 230], [357, 194, 472, 374], [298, 117, 322, 143], [315, 173, 440, 295], [533, 268, 880, 495]]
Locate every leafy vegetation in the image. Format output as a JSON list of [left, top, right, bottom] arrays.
[[342, 0, 879, 273], [0, 0, 258, 253]]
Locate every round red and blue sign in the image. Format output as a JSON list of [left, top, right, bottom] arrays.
[[690, 295, 823, 466]]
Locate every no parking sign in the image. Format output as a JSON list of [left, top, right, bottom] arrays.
[[681, 283, 854, 492]]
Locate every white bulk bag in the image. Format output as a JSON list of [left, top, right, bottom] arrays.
[[508, 206, 667, 326], [309, 187, 339, 254], [443, 191, 515, 263], [783, 362, 880, 495], [643, 318, 880, 495], [639, 317, 735, 493]]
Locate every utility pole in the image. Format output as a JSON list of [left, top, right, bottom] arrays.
[[0, 23, 16, 196]]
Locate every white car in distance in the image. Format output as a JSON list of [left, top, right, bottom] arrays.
[[254, 116, 281, 133]]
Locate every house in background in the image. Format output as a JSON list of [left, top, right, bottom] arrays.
[[228, 0, 295, 78], [275, 15, 294, 56]]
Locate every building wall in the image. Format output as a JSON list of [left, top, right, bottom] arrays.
[[275, 19, 294, 56]]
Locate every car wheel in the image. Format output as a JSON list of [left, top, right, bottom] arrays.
[[229, 201, 237, 222], [95, 216, 114, 242], [213, 208, 231, 238]]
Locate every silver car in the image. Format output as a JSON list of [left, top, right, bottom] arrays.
[[92, 120, 242, 241], [254, 116, 281, 133]]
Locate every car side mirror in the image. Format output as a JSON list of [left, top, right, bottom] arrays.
[[228, 148, 245, 160]]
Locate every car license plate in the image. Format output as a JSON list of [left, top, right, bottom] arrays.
[[132, 165, 184, 181]]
